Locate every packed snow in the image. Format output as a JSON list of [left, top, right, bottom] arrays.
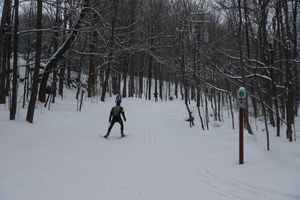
[[0, 93, 300, 200]]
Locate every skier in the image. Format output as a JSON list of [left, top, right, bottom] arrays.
[[153, 92, 158, 102], [104, 99, 126, 138]]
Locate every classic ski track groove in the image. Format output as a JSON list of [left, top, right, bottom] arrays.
[[1, 100, 299, 200]]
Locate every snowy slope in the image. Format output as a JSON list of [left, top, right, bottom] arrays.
[[0, 95, 299, 200]]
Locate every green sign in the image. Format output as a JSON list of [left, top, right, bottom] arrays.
[[239, 91, 245, 97], [237, 87, 246, 99]]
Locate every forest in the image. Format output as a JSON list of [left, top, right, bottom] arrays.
[[0, 0, 299, 147]]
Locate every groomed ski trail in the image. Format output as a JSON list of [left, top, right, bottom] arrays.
[[0, 98, 299, 200]]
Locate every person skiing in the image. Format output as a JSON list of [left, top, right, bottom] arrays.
[[104, 99, 126, 138], [153, 91, 158, 102]]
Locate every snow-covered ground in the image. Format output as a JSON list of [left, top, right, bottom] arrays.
[[0, 93, 299, 200]]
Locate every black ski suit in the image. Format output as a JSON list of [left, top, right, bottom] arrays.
[[105, 104, 126, 137]]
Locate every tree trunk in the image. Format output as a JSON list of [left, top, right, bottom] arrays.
[[138, 54, 144, 98], [282, 0, 294, 141], [58, 0, 69, 98], [76, 67, 82, 100], [197, 88, 205, 130], [205, 90, 209, 130], [51, 0, 61, 104], [286, 44, 294, 141], [185, 87, 194, 127], [175, 73, 178, 98], [154, 62, 158, 100], [147, 55, 153, 100], [88, 25, 97, 97], [128, 55, 135, 97], [292, 0, 299, 115], [10, 0, 19, 120], [26, 0, 43, 123], [159, 65, 163, 100], [0, 0, 11, 104], [59, 65, 65, 97]]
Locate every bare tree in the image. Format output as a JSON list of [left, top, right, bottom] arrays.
[[38, 0, 91, 103], [26, 0, 43, 123], [10, 0, 19, 120], [0, 0, 12, 104]]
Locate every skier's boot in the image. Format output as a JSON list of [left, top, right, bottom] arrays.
[[121, 132, 125, 137]]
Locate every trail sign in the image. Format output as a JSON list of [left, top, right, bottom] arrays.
[[237, 99, 247, 109], [237, 87, 247, 109], [237, 87, 246, 99]]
